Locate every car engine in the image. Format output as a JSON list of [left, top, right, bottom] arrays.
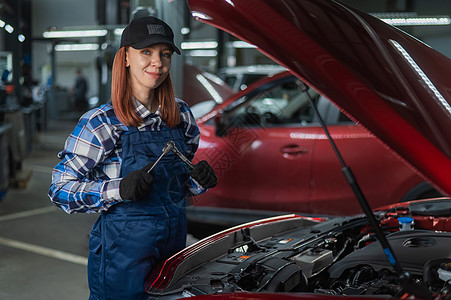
[[147, 200, 451, 299]]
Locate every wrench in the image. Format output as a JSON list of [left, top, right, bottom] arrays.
[[146, 141, 175, 173], [168, 141, 195, 170], [146, 140, 195, 173]]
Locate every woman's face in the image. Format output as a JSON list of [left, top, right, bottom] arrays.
[[125, 43, 173, 94]]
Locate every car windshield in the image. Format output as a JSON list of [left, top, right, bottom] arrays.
[[216, 76, 351, 128]]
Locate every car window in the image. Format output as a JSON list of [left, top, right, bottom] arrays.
[[313, 96, 353, 125], [214, 76, 355, 128], [225, 77, 322, 127]]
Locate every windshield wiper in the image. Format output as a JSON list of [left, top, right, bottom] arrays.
[[298, 81, 432, 299]]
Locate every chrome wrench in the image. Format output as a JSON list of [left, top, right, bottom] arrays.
[[167, 141, 195, 170], [146, 141, 175, 173]]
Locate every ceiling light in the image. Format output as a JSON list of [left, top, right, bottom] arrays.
[[18, 34, 25, 42], [0, 19, 5, 27], [201, 72, 225, 86], [55, 43, 99, 51], [372, 12, 451, 26], [4, 24, 13, 33], [382, 17, 451, 26], [43, 29, 108, 38], [230, 41, 256, 48], [188, 50, 218, 57], [181, 27, 190, 35], [196, 74, 223, 103], [181, 41, 218, 50], [114, 28, 124, 36]]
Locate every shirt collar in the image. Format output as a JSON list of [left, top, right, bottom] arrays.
[[132, 97, 161, 118]]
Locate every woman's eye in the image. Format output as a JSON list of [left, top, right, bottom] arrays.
[[162, 52, 172, 58], [142, 50, 151, 55]]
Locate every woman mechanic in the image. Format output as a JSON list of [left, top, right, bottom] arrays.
[[48, 16, 217, 300]]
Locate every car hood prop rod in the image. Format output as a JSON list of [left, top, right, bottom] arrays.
[[298, 81, 431, 299]]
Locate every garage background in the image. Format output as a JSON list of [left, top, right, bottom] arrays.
[[0, 1, 450, 299]]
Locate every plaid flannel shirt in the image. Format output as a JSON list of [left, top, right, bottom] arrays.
[[48, 99, 203, 214]]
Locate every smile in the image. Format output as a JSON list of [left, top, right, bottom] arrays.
[[146, 71, 162, 79]]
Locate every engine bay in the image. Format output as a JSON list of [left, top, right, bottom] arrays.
[[147, 199, 451, 299]]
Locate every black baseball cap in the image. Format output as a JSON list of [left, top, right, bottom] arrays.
[[120, 16, 181, 54]]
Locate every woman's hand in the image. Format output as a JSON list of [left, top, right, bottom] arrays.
[[119, 162, 154, 201], [190, 161, 217, 189]]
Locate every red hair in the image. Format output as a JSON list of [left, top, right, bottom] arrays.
[[111, 47, 180, 127]]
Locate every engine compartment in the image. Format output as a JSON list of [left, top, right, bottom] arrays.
[[147, 200, 451, 299]]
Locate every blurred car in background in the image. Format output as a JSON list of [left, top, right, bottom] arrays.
[[183, 63, 235, 108], [189, 71, 440, 225], [217, 64, 287, 92], [188, 64, 286, 118]]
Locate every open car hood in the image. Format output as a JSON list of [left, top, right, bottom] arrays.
[[187, 0, 451, 197], [146, 198, 451, 297]]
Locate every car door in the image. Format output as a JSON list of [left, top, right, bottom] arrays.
[[308, 98, 425, 215]]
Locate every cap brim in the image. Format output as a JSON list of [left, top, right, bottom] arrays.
[[130, 36, 181, 54]]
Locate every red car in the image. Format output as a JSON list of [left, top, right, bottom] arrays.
[[189, 71, 439, 224], [144, 0, 451, 299], [147, 199, 451, 298]]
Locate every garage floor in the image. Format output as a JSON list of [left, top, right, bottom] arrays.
[[0, 117, 200, 299], [0, 118, 97, 299]]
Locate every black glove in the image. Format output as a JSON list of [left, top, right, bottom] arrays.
[[119, 161, 154, 201], [190, 160, 217, 189]]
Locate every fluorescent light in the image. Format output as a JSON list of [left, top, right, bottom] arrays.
[[196, 74, 223, 103], [181, 27, 190, 35], [5, 24, 14, 33], [181, 41, 218, 50], [0, 19, 5, 27], [231, 41, 256, 48], [18, 34, 25, 42], [114, 28, 124, 36], [381, 17, 451, 26], [201, 72, 225, 86], [188, 50, 218, 57], [55, 43, 99, 51], [372, 12, 451, 26], [43, 29, 108, 38]]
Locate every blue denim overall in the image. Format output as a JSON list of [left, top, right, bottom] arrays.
[[87, 125, 189, 300]]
